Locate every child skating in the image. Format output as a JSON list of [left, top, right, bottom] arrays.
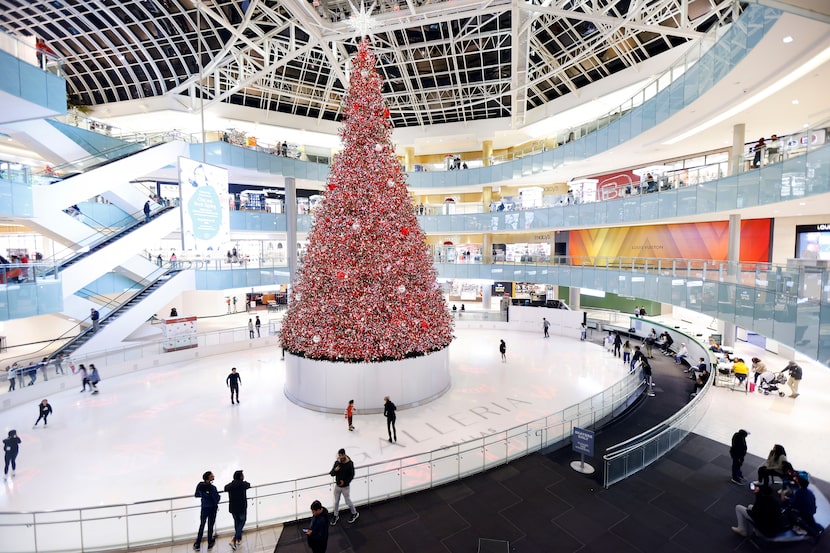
[[345, 400, 356, 431]]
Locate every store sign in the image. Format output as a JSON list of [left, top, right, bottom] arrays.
[[492, 281, 512, 295]]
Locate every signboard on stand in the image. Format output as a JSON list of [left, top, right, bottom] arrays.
[[570, 426, 596, 474], [162, 316, 198, 352]]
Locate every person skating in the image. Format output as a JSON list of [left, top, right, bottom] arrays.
[[383, 396, 397, 442], [226, 367, 241, 405], [499, 339, 506, 362], [79, 363, 91, 392], [89, 364, 101, 394], [224, 470, 251, 550], [255, 315, 261, 337], [329, 448, 359, 525], [345, 399, 356, 431], [3, 430, 21, 480], [193, 471, 221, 550], [33, 399, 53, 428]]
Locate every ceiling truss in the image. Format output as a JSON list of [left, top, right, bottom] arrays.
[[0, 0, 735, 128]]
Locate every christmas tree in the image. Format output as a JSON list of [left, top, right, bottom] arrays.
[[280, 39, 454, 363]]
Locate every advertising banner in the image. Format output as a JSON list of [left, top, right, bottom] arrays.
[[569, 219, 771, 262], [178, 157, 230, 252]]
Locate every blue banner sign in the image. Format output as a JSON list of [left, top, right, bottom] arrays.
[[572, 427, 594, 456]]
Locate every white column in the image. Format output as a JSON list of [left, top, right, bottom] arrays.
[[730, 123, 745, 176]]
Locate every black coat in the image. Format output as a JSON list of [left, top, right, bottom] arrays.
[[730, 431, 748, 458], [224, 479, 251, 514]]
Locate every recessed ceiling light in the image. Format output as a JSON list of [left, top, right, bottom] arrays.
[[799, 202, 806, 206], [792, 99, 799, 104], [783, 36, 793, 43], [803, 123, 809, 128]]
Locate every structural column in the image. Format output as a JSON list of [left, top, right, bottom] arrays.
[[722, 213, 741, 347], [482, 140, 493, 167], [568, 287, 581, 310], [285, 177, 298, 291], [482, 186, 492, 212], [730, 123, 745, 176], [404, 146, 415, 172]]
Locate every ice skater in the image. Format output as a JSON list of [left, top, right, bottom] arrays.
[[33, 399, 53, 428], [226, 367, 241, 405], [89, 364, 101, 394], [78, 364, 91, 392], [543, 317, 550, 338], [345, 400, 355, 431], [248, 319, 254, 339], [383, 396, 397, 443], [499, 339, 506, 362], [3, 430, 20, 479]]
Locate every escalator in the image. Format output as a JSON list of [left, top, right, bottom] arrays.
[[56, 265, 189, 358], [42, 205, 176, 276]]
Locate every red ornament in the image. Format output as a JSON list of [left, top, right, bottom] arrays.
[[401, 227, 409, 236], [336, 271, 346, 280], [420, 321, 428, 329], [328, 183, 336, 191]]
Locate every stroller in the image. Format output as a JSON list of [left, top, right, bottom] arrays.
[[757, 370, 787, 397]]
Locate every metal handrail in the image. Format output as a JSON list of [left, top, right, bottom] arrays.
[[1, 369, 641, 518]]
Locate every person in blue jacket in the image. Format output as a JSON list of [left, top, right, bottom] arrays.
[[304, 499, 329, 552], [193, 471, 221, 550]]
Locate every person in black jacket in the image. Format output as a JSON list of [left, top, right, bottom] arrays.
[[304, 499, 329, 553], [730, 429, 749, 484], [224, 470, 251, 550], [733, 483, 781, 537], [384, 396, 397, 442], [329, 448, 358, 525], [193, 470, 221, 550], [226, 368, 241, 405], [630, 345, 645, 374], [33, 399, 53, 428], [3, 430, 21, 480]]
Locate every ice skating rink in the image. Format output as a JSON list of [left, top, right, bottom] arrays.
[[2, 321, 828, 525], [1, 327, 631, 513]]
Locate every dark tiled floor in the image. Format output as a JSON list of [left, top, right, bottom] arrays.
[[276, 347, 830, 552]]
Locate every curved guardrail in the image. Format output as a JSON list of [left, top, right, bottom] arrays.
[[0, 368, 644, 552], [603, 319, 717, 486]]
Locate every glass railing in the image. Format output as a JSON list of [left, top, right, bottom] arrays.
[[0, 262, 64, 320], [437, 256, 830, 363], [236, 136, 828, 235], [0, 29, 64, 77], [602, 320, 717, 486], [0, 367, 643, 553]]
